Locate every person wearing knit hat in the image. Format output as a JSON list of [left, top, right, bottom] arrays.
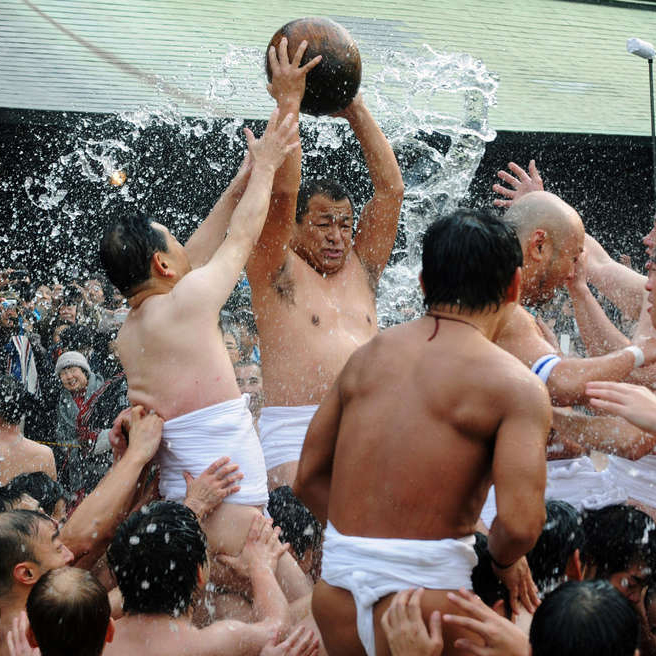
[[55, 350, 91, 380]]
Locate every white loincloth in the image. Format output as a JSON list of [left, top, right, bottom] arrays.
[[480, 457, 626, 528], [158, 395, 268, 506], [321, 521, 477, 656], [258, 404, 318, 471], [608, 454, 656, 508]]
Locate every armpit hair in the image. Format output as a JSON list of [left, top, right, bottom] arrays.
[[272, 261, 296, 305]]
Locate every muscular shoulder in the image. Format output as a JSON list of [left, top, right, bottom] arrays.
[[495, 305, 556, 368]]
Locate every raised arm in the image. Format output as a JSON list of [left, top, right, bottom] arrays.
[[567, 251, 632, 356], [247, 38, 321, 286], [488, 375, 551, 614], [343, 95, 404, 282], [174, 108, 299, 312], [61, 406, 161, 566], [293, 375, 343, 525], [584, 234, 646, 320], [184, 152, 254, 269]]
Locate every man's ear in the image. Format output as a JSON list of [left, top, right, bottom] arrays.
[[565, 548, 583, 582], [13, 562, 37, 587], [527, 229, 547, 262], [505, 267, 521, 304], [418, 271, 425, 296], [197, 563, 206, 587], [26, 625, 39, 648], [151, 252, 173, 278], [105, 618, 116, 644]]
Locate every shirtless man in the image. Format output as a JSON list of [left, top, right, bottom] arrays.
[[0, 375, 55, 484], [295, 209, 551, 656], [247, 39, 404, 489], [104, 503, 294, 656], [99, 111, 309, 599]]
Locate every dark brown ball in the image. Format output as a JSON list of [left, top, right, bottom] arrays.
[[266, 18, 362, 116]]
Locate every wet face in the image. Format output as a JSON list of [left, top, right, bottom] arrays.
[[58, 303, 77, 325], [31, 519, 74, 576], [235, 363, 264, 415], [34, 285, 52, 312], [646, 265, 656, 328], [609, 563, 652, 605], [223, 333, 240, 365], [59, 366, 88, 394], [0, 303, 18, 330], [292, 194, 354, 275], [644, 219, 656, 260], [151, 222, 192, 280]]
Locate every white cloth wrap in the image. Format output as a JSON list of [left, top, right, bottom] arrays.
[[157, 395, 268, 506], [480, 457, 626, 528], [608, 454, 656, 507], [530, 354, 562, 384], [258, 404, 318, 471], [321, 521, 477, 656]]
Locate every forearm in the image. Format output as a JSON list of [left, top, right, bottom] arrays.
[[344, 101, 403, 196], [271, 96, 302, 198], [569, 283, 631, 356], [61, 452, 147, 563], [487, 516, 541, 567], [250, 566, 290, 630], [552, 406, 656, 460], [548, 350, 637, 406], [185, 182, 243, 268]]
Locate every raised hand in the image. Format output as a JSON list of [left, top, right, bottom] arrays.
[[492, 160, 544, 208], [259, 626, 320, 656], [244, 108, 299, 173], [381, 589, 443, 656], [490, 556, 540, 615], [442, 589, 529, 656], [219, 514, 289, 579], [587, 381, 656, 434], [267, 37, 322, 106], [7, 612, 40, 656], [183, 457, 244, 519], [566, 249, 588, 294]]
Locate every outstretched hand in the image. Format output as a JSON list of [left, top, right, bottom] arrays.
[[244, 108, 299, 173], [267, 37, 322, 105], [381, 589, 443, 656], [442, 589, 529, 656], [183, 457, 244, 519], [491, 556, 539, 615], [587, 381, 656, 434], [259, 626, 320, 656], [492, 160, 543, 208]]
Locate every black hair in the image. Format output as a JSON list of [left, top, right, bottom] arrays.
[[6, 473, 66, 516], [27, 568, 110, 656], [421, 208, 523, 313], [0, 510, 50, 595], [0, 375, 27, 425], [580, 504, 656, 579], [59, 324, 94, 352], [471, 533, 511, 618], [530, 580, 639, 656], [99, 213, 168, 296], [107, 501, 207, 616], [267, 486, 323, 560], [527, 500, 584, 594], [295, 178, 354, 224]]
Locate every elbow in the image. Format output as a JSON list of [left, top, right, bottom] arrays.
[[549, 372, 586, 407], [496, 507, 545, 553], [616, 431, 656, 460]]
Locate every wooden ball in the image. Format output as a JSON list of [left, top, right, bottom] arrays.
[[266, 18, 362, 116]]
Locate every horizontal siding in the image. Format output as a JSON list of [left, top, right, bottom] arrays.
[[1, 0, 655, 134]]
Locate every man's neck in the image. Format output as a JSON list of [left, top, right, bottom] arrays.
[[0, 424, 22, 445], [0, 588, 29, 628], [128, 280, 173, 310], [426, 306, 505, 341]]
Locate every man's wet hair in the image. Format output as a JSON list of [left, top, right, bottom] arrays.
[[6, 473, 66, 516], [267, 486, 322, 560], [471, 533, 511, 618], [99, 213, 168, 297], [530, 580, 639, 656], [107, 500, 207, 616], [27, 567, 110, 656], [580, 504, 656, 580], [0, 375, 27, 425], [0, 510, 49, 595], [59, 324, 94, 353], [421, 209, 523, 313], [295, 178, 354, 224], [527, 500, 584, 594]]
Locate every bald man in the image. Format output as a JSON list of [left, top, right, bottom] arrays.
[[480, 191, 656, 526]]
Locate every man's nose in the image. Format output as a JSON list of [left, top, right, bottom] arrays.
[[326, 224, 341, 242]]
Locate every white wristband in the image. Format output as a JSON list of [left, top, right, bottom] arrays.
[[624, 345, 645, 368]]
